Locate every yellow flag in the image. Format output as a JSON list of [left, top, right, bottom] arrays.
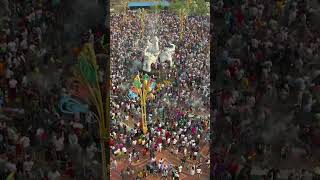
[[6, 172, 15, 180], [134, 74, 140, 82]]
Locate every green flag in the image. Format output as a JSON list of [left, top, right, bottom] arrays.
[[101, 34, 108, 49]]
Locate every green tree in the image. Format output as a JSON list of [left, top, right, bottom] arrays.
[[192, 0, 209, 16], [169, 0, 209, 16], [150, 1, 164, 14], [168, 0, 190, 38]]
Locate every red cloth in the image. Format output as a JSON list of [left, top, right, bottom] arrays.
[[142, 148, 147, 156], [96, 31, 103, 38], [157, 137, 162, 144], [228, 162, 239, 174], [165, 132, 171, 139], [192, 127, 196, 135], [118, 144, 124, 149], [74, 128, 81, 136], [255, 51, 263, 61], [312, 132, 320, 145], [248, 75, 257, 84], [229, 66, 239, 78], [16, 143, 23, 155], [109, 139, 115, 146], [8, 88, 16, 102], [236, 10, 244, 26], [312, 85, 320, 91], [64, 165, 75, 178], [40, 132, 47, 142]]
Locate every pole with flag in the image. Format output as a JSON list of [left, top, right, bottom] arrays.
[[73, 43, 108, 179]]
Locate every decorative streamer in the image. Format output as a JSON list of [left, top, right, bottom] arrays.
[[101, 34, 108, 50], [79, 55, 97, 84], [59, 96, 89, 114], [128, 90, 138, 99], [131, 86, 140, 95], [133, 80, 142, 89], [150, 82, 156, 90], [143, 74, 149, 81]]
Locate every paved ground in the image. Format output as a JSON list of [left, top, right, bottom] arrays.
[[110, 147, 210, 180]]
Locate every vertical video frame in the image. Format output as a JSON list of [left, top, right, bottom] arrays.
[[110, 0, 210, 179]]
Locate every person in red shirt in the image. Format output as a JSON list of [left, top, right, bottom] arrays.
[[165, 131, 171, 139], [142, 148, 148, 156], [236, 8, 245, 27], [64, 160, 75, 178], [228, 159, 239, 179]]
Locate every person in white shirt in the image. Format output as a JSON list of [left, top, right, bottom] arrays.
[[166, 138, 171, 145], [158, 143, 162, 152], [158, 160, 163, 170], [9, 78, 17, 89], [178, 165, 183, 173], [98, 70, 104, 83], [196, 166, 202, 178], [53, 133, 64, 160], [20, 38, 28, 50], [173, 138, 177, 145], [68, 131, 79, 152], [21, 28, 28, 40], [21, 75, 28, 87], [159, 158, 164, 165], [184, 148, 187, 156], [86, 142, 97, 160], [190, 166, 195, 176], [48, 169, 61, 180], [151, 156, 156, 165], [23, 158, 34, 176], [128, 153, 132, 164], [122, 147, 127, 154], [7, 41, 16, 53], [112, 159, 118, 170], [20, 136, 30, 149], [194, 151, 198, 160], [6, 68, 13, 80], [114, 148, 120, 156], [174, 148, 178, 155], [7, 127, 18, 142], [6, 161, 17, 172], [132, 140, 137, 146]]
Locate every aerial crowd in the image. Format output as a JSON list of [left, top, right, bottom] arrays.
[[0, 0, 106, 179], [110, 10, 210, 179], [213, 0, 320, 179]]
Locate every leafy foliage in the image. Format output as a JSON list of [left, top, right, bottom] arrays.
[[169, 0, 209, 16]]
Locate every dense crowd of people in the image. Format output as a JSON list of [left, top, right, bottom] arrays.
[[0, 0, 106, 179], [213, 0, 320, 179], [4, 0, 320, 179], [110, 10, 210, 178]]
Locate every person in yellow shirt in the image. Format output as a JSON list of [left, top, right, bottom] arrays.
[[276, 0, 286, 16], [242, 77, 249, 90]]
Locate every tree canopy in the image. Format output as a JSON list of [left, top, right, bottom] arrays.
[[169, 0, 209, 16]]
